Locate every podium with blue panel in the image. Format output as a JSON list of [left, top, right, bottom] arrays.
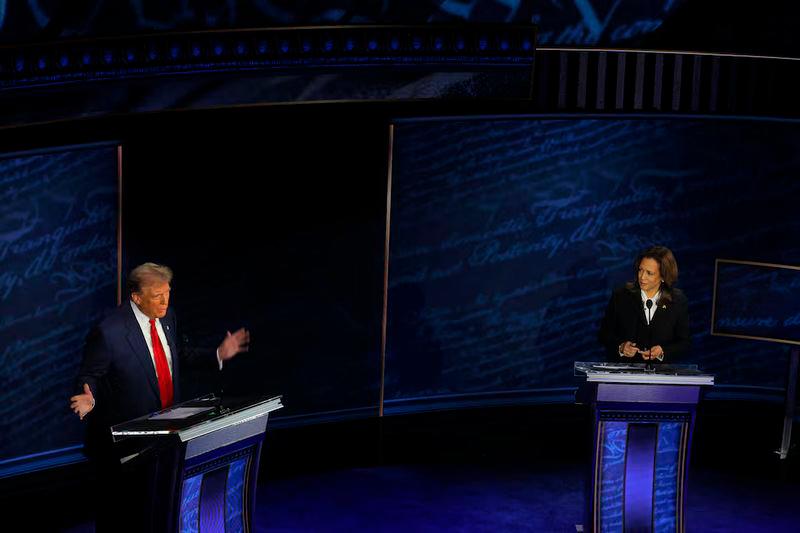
[[575, 363, 713, 533], [111, 394, 282, 532]]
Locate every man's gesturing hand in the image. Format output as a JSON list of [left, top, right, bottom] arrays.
[[70, 383, 94, 420], [218, 328, 250, 361]]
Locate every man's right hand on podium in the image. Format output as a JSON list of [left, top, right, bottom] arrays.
[[70, 383, 95, 420]]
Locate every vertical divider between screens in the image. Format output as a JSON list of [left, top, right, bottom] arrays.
[[117, 144, 124, 306], [379, 124, 395, 417]]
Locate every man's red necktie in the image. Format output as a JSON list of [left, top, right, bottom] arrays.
[[149, 319, 174, 408]]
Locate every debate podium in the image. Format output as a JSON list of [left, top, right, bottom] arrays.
[[111, 394, 282, 532], [575, 362, 713, 533]]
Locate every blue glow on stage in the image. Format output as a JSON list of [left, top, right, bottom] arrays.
[[0, 445, 85, 478]]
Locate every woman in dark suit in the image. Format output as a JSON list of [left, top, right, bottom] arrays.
[[598, 246, 690, 362]]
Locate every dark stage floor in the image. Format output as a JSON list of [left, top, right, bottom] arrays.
[[55, 461, 800, 532], [255, 462, 800, 532], [16, 401, 800, 532]]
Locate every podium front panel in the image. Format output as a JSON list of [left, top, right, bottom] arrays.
[[180, 443, 259, 533], [596, 383, 701, 404], [576, 363, 711, 533], [594, 413, 689, 533], [110, 395, 282, 532]]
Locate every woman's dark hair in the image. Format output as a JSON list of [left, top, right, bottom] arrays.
[[625, 246, 679, 303]]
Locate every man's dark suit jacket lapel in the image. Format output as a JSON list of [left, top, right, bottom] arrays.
[[163, 314, 181, 401], [123, 302, 161, 401], [163, 321, 178, 359]]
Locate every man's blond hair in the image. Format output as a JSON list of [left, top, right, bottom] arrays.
[[127, 262, 173, 295]]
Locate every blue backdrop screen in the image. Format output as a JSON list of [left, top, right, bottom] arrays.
[[0, 1, 688, 47], [385, 118, 800, 407], [0, 144, 118, 466], [713, 261, 800, 344]]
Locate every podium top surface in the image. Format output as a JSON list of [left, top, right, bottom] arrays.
[[574, 362, 714, 386], [111, 394, 283, 442]]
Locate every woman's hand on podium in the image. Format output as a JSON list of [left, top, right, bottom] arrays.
[[619, 341, 638, 357], [70, 383, 95, 420], [639, 345, 664, 361]]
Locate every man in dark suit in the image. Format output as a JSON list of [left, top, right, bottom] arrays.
[[70, 262, 249, 435], [598, 246, 690, 362], [69, 262, 250, 530]]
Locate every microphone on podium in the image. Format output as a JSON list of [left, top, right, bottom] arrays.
[[645, 299, 654, 364]]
